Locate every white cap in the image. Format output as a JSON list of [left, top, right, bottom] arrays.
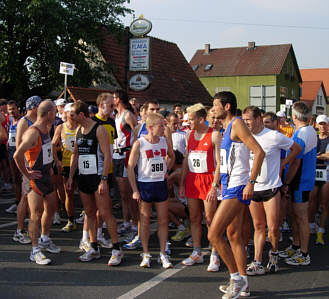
[[276, 111, 286, 118], [56, 98, 65, 106], [183, 113, 188, 121], [316, 114, 328, 124], [64, 103, 73, 112]]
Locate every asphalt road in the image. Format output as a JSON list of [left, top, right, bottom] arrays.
[[0, 190, 329, 299]]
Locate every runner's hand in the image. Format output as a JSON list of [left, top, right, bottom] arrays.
[[206, 187, 217, 202], [243, 183, 254, 201], [98, 180, 108, 195], [178, 185, 185, 198], [132, 191, 141, 203], [66, 177, 73, 191]]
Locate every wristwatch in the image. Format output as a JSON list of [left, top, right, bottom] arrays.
[[249, 179, 257, 184], [212, 182, 220, 188], [101, 175, 108, 181]]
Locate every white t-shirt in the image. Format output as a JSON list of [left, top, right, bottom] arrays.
[[250, 128, 294, 191], [172, 130, 186, 155]]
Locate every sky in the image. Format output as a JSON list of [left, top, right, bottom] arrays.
[[121, 0, 329, 69]]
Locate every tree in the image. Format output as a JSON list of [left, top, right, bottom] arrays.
[[0, 0, 132, 102]]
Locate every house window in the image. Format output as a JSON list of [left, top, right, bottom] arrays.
[[319, 95, 322, 105], [204, 64, 213, 71], [214, 87, 231, 93], [250, 85, 276, 112], [192, 65, 198, 71]]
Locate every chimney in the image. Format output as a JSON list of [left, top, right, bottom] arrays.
[[204, 43, 210, 55], [248, 41, 256, 50]]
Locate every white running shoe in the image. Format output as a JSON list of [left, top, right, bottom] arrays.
[[140, 253, 152, 268], [108, 249, 124, 266], [158, 253, 173, 269], [13, 231, 31, 244], [75, 211, 85, 224], [38, 238, 61, 254], [5, 204, 17, 214], [222, 278, 248, 299], [79, 239, 91, 252], [52, 212, 61, 225], [219, 281, 250, 297], [207, 254, 220, 272], [97, 234, 113, 248], [30, 248, 51, 265], [182, 250, 203, 266], [78, 247, 101, 262], [246, 261, 265, 276]]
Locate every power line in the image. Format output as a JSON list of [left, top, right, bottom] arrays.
[[151, 17, 329, 30]]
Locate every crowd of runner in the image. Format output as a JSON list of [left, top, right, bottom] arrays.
[[0, 91, 328, 299]]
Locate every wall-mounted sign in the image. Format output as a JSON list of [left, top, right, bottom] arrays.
[[129, 16, 152, 37], [59, 62, 75, 76], [285, 99, 293, 106], [129, 74, 150, 91], [129, 38, 150, 71]]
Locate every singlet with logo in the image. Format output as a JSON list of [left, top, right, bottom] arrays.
[[250, 128, 293, 191], [61, 123, 77, 167], [185, 128, 215, 200], [93, 114, 117, 173], [76, 123, 103, 176], [113, 110, 133, 159], [290, 125, 317, 190], [220, 118, 250, 189], [137, 136, 167, 182], [8, 118, 20, 155], [24, 127, 53, 174]]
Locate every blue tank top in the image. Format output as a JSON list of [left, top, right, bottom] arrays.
[[137, 122, 148, 138]]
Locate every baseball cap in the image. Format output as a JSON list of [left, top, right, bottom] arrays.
[[64, 103, 73, 112], [316, 114, 328, 124], [276, 111, 286, 118], [26, 96, 43, 110], [55, 98, 65, 106]]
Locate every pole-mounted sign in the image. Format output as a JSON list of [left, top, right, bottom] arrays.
[[59, 62, 75, 101]]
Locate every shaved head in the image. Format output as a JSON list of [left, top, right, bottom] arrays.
[[37, 100, 55, 118]]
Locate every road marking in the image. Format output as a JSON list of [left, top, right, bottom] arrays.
[[116, 263, 186, 299], [0, 219, 29, 229]]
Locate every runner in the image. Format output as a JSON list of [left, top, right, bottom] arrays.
[[280, 101, 317, 266], [179, 103, 222, 272], [167, 112, 186, 155], [67, 100, 123, 265], [128, 113, 174, 268], [208, 91, 265, 299], [14, 100, 60, 265], [242, 106, 301, 274]]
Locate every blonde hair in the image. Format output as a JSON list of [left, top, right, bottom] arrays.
[[146, 113, 163, 128], [96, 93, 113, 107], [186, 103, 207, 119]]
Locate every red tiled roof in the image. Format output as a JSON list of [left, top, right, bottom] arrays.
[[58, 86, 114, 103], [300, 68, 329, 97], [190, 43, 301, 81], [300, 81, 328, 104], [100, 28, 211, 105]]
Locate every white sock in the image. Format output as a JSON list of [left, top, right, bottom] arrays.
[[230, 272, 241, 280], [32, 246, 39, 253], [41, 234, 49, 242], [82, 230, 89, 242], [97, 228, 103, 239], [16, 229, 22, 234], [211, 248, 218, 256], [241, 275, 248, 286]]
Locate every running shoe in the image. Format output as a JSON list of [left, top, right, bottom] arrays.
[[158, 253, 173, 269], [62, 221, 77, 233], [207, 254, 220, 272], [30, 248, 51, 265], [315, 232, 325, 245], [79, 239, 91, 252], [52, 212, 61, 225], [140, 253, 152, 268], [123, 235, 142, 250], [5, 203, 17, 214], [181, 250, 203, 266], [98, 234, 113, 249], [185, 236, 193, 247], [38, 238, 61, 254], [219, 282, 250, 297], [108, 249, 124, 266], [278, 245, 299, 258], [165, 241, 171, 255], [171, 227, 190, 242], [285, 252, 310, 266], [117, 223, 131, 235], [75, 211, 85, 224], [246, 261, 265, 275], [266, 250, 279, 273], [222, 278, 248, 299], [124, 231, 137, 243], [79, 247, 101, 262], [13, 231, 31, 244]]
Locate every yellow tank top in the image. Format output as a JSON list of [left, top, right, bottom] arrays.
[[62, 123, 77, 167]]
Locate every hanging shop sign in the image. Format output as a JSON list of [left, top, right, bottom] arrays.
[[129, 74, 150, 91], [129, 16, 152, 37], [129, 37, 150, 71]]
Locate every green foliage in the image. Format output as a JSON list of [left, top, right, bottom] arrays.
[[0, 0, 132, 102]]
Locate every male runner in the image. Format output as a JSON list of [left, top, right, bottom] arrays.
[[128, 113, 174, 268], [179, 103, 222, 272], [242, 106, 301, 274], [67, 101, 123, 265], [14, 100, 60, 265], [208, 91, 265, 299]]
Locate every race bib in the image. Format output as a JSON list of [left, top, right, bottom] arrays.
[[8, 132, 16, 147], [220, 149, 227, 174], [150, 157, 165, 179], [65, 136, 75, 152], [42, 142, 53, 165], [79, 154, 97, 175], [188, 151, 208, 173], [316, 167, 327, 182]]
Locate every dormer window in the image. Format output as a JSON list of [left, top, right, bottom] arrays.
[[192, 65, 198, 71], [204, 64, 213, 71]]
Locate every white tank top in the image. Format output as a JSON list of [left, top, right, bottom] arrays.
[[137, 136, 167, 182], [113, 110, 133, 159]]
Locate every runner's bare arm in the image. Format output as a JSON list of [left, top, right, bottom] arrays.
[[125, 111, 138, 130], [97, 125, 111, 176], [68, 133, 79, 189], [15, 117, 28, 147], [0, 122, 7, 143], [51, 124, 63, 166], [285, 158, 301, 185], [280, 142, 302, 173], [179, 131, 191, 197], [127, 140, 141, 202], [133, 123, 142, 142], [165, 131, 175, 172]]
